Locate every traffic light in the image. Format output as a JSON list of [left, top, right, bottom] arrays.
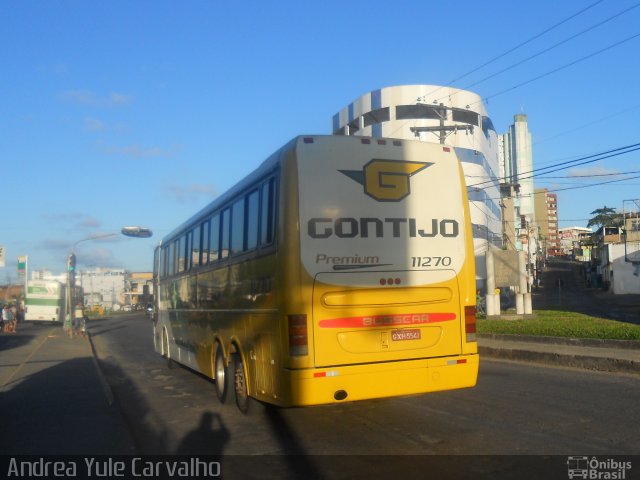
[[68, 254, 76, 287], [68, 254, 76, 272]]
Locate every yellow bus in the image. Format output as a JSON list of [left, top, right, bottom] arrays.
[[153, 135, 478, 412]]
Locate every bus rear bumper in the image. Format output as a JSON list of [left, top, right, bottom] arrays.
[[280, 353, 479, 407]]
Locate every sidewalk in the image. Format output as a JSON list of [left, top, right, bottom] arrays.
[[0, 322, 136, 455], [478, 333, 640, 375]]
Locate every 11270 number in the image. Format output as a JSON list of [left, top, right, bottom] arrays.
[[411, 256, 452, 267]]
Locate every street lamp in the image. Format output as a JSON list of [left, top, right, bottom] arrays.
[[64, 226, 153, 335]]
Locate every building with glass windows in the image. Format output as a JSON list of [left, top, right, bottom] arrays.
[[332, 85, 501, 289]]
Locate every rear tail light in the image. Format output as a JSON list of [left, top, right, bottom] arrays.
[[464, 305, 477, 342], [288, 314, 308, 356]]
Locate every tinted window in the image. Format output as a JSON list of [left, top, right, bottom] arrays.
[[231, 198, 245, 255], [396, 104, 446, 120], [482, 116, 496, 138], [452, 108, 479, 126], [161, 246, 169, 277], [260, 178, 276, 246], [220, 209, 230, 259], [168, 241, 176, 275], [192, 225, 201, 267], [177, 235, 187, 273], [201, 220, 210, 265], [363, 107, 390, 127], [246, 190, 259, 251]]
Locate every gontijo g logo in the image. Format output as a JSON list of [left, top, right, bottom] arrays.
[[339, 159, 433, 202]]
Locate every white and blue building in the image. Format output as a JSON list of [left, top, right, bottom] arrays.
[[332, 85, 502, 289]]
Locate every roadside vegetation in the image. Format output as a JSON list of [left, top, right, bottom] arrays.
[[478, 309, 640, 341]]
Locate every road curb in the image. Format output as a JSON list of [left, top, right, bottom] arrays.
[[478, 333, 640, 350], [87, 332, 115, 405], [479, 345, 640, 375]]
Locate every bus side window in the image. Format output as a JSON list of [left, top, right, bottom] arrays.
[[168, 241, 176, 276], [192, 224, 201, 267], [260, 177, 276, 246], [160, 246, 168, 277], [231, 198, 245, 256], [185, 230, 193, 271], [201, 220, 210, 265], [177, 235, 187, 273], [220, 209, 230, 259], [210, 213, 220, 262], [246, 190, 259, 251]]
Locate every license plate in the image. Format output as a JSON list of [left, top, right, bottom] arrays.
[[391, 329, 421, 341]]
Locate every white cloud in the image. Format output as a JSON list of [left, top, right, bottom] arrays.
[[59, 89, 133, 107], [98, 141, 181, 159], [163, 183, 218, 203], [566, 166, 620, 177], [84, 117, 106, 131]]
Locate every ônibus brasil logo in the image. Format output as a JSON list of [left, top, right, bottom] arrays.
[[339, 159, 432, 202], [567, 456, 632, 479]]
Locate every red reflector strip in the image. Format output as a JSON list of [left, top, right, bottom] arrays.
[[447, 359, 468, 365], [319, 313, 456, 328], [314, 371, 339, 378]]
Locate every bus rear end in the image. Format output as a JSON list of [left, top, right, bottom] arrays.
[[284, 135, 478, 406]]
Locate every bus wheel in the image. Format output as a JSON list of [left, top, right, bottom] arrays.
[[233, 353, 249, 414], [214, 344, 228, 403]]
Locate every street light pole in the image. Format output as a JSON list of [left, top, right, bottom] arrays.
[[64, 227, 153, 336]]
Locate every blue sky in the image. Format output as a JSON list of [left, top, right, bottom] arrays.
[[2, 0, 640, 278]]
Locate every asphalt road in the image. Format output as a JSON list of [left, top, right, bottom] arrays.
[[533, 258, 640, 324], [89, 313, 640, 460]]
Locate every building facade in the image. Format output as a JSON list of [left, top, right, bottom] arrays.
[[557, 226, 592, 257], [331, 85, 501, 289], [535, 189, 562, 256]]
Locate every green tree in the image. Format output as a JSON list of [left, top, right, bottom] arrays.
[[587, 206, 623, 229]]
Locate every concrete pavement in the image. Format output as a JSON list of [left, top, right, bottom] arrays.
[[0, 321, 135, 455]]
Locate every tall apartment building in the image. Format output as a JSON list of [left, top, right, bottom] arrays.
[[499, 114, 538, 256], [534, 188, 562, 256]]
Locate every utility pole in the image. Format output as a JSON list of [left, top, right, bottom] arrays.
[[409, 103, 473, 143], [64, 253, 76, 335]]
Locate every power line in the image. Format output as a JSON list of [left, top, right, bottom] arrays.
[[467, 141, 640, 189], [537, 169, 640, 179], [461, 2, 640, 92], [420, 0, 604, 100], [471, 31, 640, 107], [481, 172, 640, 201], [468, 168, 640, 180]]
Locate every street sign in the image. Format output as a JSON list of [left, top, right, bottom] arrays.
[[17, 255, 27, 281], [493, 250, 520, 287]]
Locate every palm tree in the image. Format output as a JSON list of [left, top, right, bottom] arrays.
[[587, 206, 623, 229]]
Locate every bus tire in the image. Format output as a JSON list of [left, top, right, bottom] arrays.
[[232, 352, 250, 414], [214, 344, 228, 404]]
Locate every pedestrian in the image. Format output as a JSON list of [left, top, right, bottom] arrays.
[[4, 305, 16, 333], [0, 305, 4, 333]]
